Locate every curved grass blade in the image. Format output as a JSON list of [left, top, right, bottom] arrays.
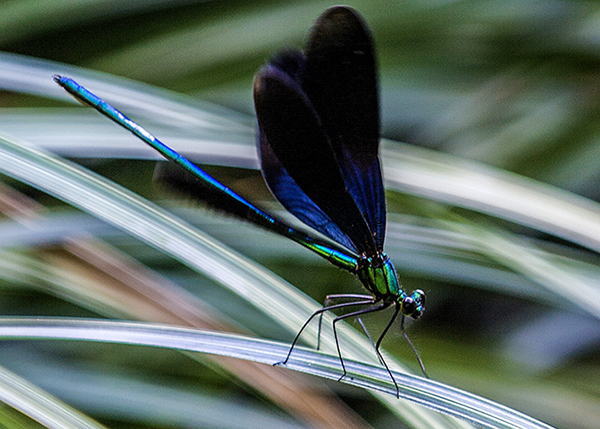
[[381, 139, 600, 255], [0, 317, 557, 429], [0, 364, 107, 429], [0, 52, 251, 135]]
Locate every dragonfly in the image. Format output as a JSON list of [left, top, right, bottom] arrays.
[[54, 5, 427, 396]]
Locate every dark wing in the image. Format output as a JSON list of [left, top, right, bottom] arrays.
[[260, 126, 358, 253], [303, 6, 386, 250], [254, 52, 377, 255]]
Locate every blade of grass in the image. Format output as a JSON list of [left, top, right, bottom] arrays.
[[382, 139, 600, 255], [0, 364, 107, 429], [0, 317, 557, 429]]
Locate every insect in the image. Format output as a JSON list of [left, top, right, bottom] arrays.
[[54, 5, 426, 396]]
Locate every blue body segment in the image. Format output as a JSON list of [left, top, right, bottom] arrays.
[[53, 75, 359, 272]]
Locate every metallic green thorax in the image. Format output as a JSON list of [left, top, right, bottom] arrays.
[[356, 252, 425, 319], [356, 252, 402, 299]]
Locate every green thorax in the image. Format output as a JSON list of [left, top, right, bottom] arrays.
[[356, 252, 403, 300]]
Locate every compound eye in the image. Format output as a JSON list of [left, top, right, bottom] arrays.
[[414, 289, 426, 307], [402, 296, 416, 316]]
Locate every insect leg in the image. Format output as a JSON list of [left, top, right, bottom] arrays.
[[275, 299, 374, 366], [317, 294, 374, 350], [400, 315, 429, 378], [330, 302, 391, 384]]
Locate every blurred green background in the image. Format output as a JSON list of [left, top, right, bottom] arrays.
[[0, 0, 599, 428]]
